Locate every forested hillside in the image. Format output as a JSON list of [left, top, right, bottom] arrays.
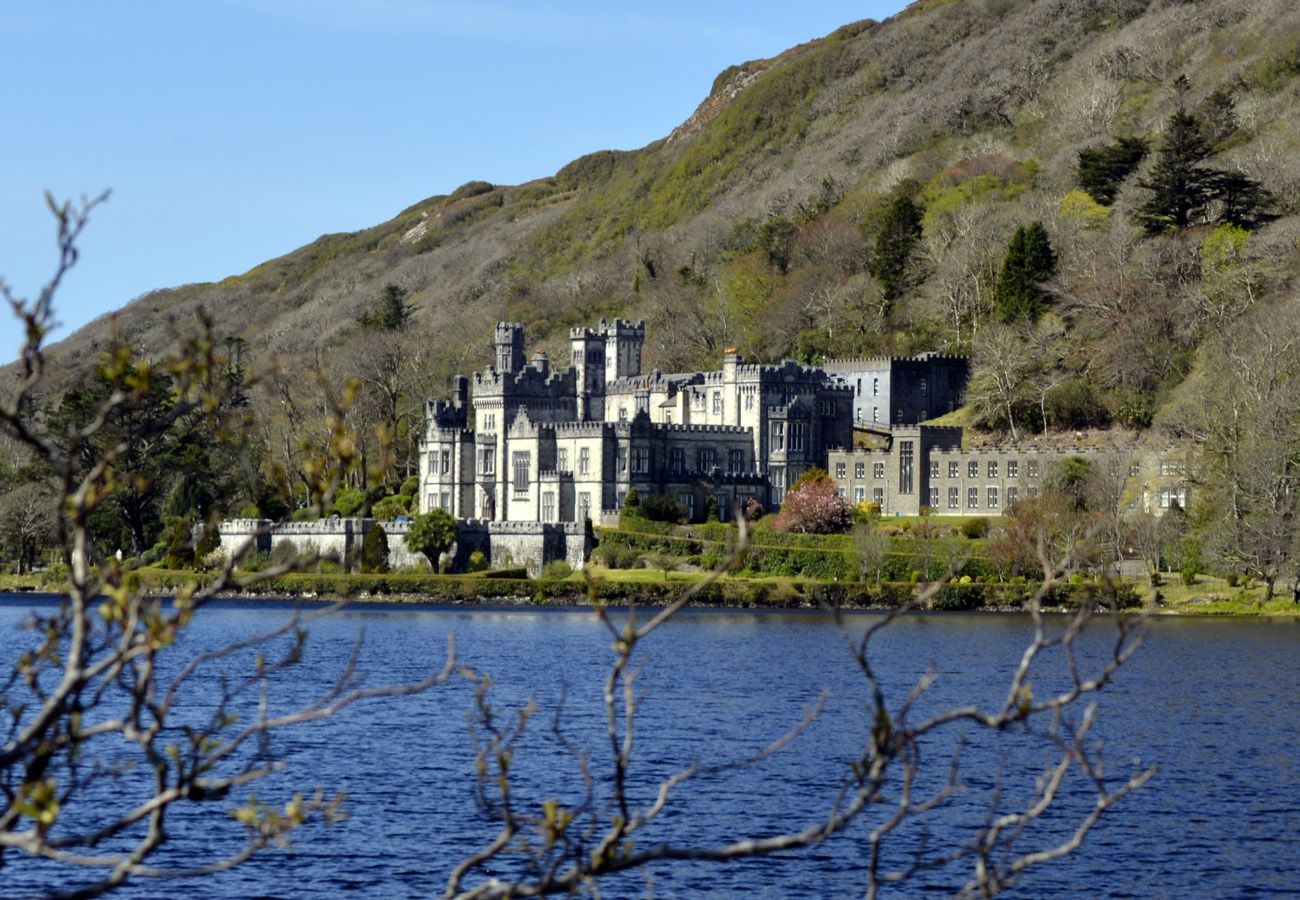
[[5, 0, 1300, 569]]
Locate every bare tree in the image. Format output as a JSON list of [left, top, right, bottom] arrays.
[[0, 197, 461, 896]]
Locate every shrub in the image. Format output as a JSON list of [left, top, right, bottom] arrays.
[[467, 550, 488, 573], [361, 523, 390, 574], [638, 494, 689, 524], [331, 486, 366, 517], [1225, 573, 1239, 587], [961, 517, 990, 539], [541, 560, 573, 580], [371, 494, 410, 521], [399, 475, 421, 497]]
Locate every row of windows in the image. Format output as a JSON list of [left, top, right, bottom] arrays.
[[770, 422, 808, 453], [834, 458, 1044, 481], [847, 485, 1034, 511], [485, 445, 749, 481]]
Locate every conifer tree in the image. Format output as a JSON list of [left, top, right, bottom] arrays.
[[994, 223, 1056, 322], [872, 193, 923, 306], [361, 521, 390, 573], [1136, 109, 1221, 234], [1077, 137, 1148, 205]]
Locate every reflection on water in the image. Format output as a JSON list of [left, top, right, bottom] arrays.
[[1, 595, 1296, 898]]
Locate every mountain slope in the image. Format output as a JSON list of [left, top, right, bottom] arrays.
[[23, 0, 1300, 432]]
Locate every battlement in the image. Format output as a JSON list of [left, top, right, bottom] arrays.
[[656, 423, 751, 435]]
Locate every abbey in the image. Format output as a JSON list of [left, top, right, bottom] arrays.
[[418, 319, 854, 523]]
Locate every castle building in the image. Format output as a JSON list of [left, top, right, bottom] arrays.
[[821, 354, 969, 428], [419, 319, 854, 523], [828, 426, 1193, 518]]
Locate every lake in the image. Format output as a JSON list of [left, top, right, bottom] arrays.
[[1, 594, 1297, 898]]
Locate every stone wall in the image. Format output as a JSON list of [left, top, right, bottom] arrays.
[[218, 517, 592, 576]]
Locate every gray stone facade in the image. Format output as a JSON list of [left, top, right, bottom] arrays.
[[822, 354, 969, 428], [828, 426, 1193, 518], [218, 518, 594, 577]]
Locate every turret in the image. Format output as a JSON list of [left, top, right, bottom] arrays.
[[495, 322, 526, 374], [601, 318, 645, 383]]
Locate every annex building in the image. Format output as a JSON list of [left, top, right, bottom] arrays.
[[828, 425, 1193, 518], [418, 320, 855, 524]]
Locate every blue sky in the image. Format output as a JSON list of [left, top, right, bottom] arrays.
[[1, 1, 907, 349]]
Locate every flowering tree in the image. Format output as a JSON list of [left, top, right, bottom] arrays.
[[774, 469, 852, 534]]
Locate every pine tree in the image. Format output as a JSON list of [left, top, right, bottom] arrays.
[[994, 223, 1056, 322], [1077, 137, 1148, 205], [358, 283, 415, 330], [1135, 110, 1220, 234], [872, 193, 923, 305]]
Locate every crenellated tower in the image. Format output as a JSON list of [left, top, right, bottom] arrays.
[[495, 322, 526, 374]]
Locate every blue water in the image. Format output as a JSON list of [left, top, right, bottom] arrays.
[[1, 594, 1297, 898]]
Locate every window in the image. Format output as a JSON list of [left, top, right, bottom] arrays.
[[948, 487, 960, 509], [616, 447, 627, 473], [578, 447, 590, 475], [930, 460, 940, 478], [968, 487, 979, 509], [632, 446, 650, 474], [928, 486, 939, 508], [745, 393, 754, 410], [873, 487, 884, 504], [856, 408, 863, 423], [698, 448, 716, 471], [558, 448, 569, 471], [438, 491, 450, 512], [988, 461, 998, 478], [838, 487, 847, 499], [853, 486, 866, 504], [479, 447, 496, 476], [872, 377, 879, 396], [968, 461, 978, 478], [665, 412, 673, 424], [1007, 486, 1019, 505], [728, 449, 744, 474], [1159, 487, 1188, 509], [899, 440, 914, 495], [949, 461, 959, 478], [872, 407, 880, 423], [920, 379, 928, 397], [1160, 461, 1183, 476], [835, 462, 846, 478], [771, 422, 785, 451], [578, 492, 591, 522], [895, 408, 903, 422], [1130, 463, 1141, 476], [670, 448, 685, 474], [873, 462, 885, 479], [819, 400, 833, 416], [1008, 460, 1019, 478], [484, 412, 496, 431], [790, 422, 806, 452], [542, 492, 556, 522], [1027, 460, 1039, 478], [1027, 486, 1039, 497], [679, 493, 695, 519], [988, 486, 999, 508], [713, 392, 722, 415], [512, 452, 530, 495], [618, 406, 628, 422], [855, 462, 866, 478], [772, 467, 786, 503], [440, 450, 451, 475]]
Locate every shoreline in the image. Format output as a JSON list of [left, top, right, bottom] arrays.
[[3, 585, 1297, 618]]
